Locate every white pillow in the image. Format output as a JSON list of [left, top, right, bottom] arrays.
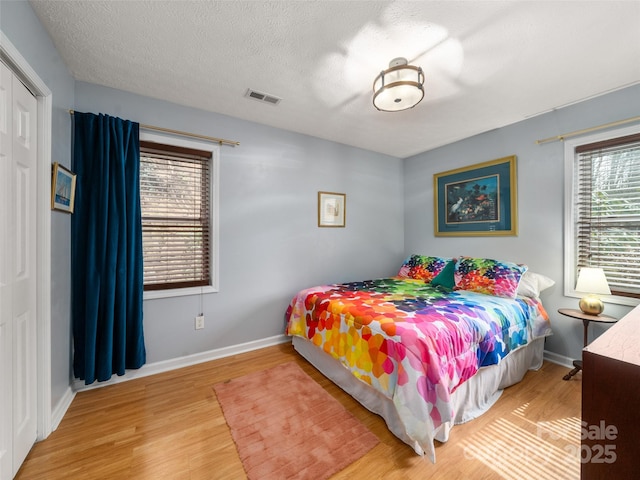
[[517, 271, 555, 298]]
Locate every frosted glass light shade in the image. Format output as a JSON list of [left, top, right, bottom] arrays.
[[373, 58, 424, 112]]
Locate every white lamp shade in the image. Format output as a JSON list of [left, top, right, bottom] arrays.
[[575, 267, 611, 295]]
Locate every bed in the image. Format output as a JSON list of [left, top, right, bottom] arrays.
[[285, 255, 553, 462]]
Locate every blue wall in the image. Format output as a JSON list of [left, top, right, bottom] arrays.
[[1, 0, 75, 414], [74, 82, 405, 362], [2, 0, 403, 415], [404, 84, 640, 362], [2, 0, 638, 418]]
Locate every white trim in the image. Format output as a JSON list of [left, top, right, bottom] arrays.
[[144, 285, 217, 300], [1, 31, 53, 440], [73, 334, 291, 392], [50, 387, 74, 432], [543, 349, 573, 369], [139, 129, 220, 298], [563, 123, 640, 309], [211, 136, 220, 293]]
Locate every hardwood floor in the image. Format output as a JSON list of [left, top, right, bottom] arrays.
[[16, 343, 581, 480]]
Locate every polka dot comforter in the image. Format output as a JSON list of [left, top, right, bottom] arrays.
[[285, 277, 551, 460]]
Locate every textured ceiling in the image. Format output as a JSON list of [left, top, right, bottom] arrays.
[[30, 0, 640, 158]]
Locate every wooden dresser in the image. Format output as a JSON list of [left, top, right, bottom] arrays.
[[581, 304, 640, 479]]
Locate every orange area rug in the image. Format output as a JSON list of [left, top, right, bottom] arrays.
[[213, 362, 379, 480]]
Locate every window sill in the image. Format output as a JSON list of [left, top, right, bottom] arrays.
[[565, 289, 639, 308], [144, 285, 218, 300]]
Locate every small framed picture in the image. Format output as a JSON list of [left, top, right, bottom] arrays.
[[318, 191, 346, 228], [51, 162, 77, 213]]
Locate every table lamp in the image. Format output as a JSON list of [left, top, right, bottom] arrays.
[[575, 267, 611, 315]]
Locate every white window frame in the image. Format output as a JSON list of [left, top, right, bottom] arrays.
[[140, 130, 220, 299], [564, 123, 640, 308]]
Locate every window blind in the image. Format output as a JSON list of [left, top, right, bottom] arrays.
[[574, 133, 640, 298], [140, 141, 211, 290]]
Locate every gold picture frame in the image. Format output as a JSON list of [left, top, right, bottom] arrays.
[[318, 191, 346, 228], [51, 162, 77, 213], [434, 155, 517, 236]]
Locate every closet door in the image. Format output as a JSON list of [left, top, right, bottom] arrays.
[[0, 58, 14, 480], [0, 60, 38, 479]]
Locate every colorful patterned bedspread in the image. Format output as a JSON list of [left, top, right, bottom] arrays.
[[285, 277, 551, 459]]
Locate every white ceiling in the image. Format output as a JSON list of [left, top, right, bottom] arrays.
[[30, 0, 640, 158]]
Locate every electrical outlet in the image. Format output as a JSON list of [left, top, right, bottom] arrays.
[[195, 314, 205, 330]]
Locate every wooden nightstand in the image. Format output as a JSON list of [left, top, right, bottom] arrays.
[[558, 308, 617, 381]]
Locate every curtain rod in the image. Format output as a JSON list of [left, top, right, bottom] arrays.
[[68, 110, 239, 147], [536, 116, 640, 145]]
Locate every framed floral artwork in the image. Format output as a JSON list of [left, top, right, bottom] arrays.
[[434, 156, 517, 236]]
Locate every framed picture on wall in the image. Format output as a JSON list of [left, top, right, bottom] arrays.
[[318, 191, 346, 227], [51, 162, 77, 213], [434, 155, 517, 236]]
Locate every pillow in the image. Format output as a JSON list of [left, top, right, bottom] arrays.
[[431, 259, 456, 290], [397, 255, 449, 283], [516, 271, 555, 298], [454, 257, 527, 298]]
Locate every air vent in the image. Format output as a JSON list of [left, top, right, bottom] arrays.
[[245, 89, 282, 106]]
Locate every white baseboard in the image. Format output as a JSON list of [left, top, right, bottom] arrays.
[[58, 340, 570, 427], [543, 349, 574, 369], [50, 386, 75, 433], [72, 333, 291, 393]]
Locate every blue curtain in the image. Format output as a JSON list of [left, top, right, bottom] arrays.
[[71, 112, 146, 384]]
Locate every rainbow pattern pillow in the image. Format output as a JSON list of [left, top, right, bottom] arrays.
[[397, 255, 450, 283], [454, 257, 527, 298]]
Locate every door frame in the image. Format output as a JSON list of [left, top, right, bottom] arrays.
[[1, 31, 53, 440]]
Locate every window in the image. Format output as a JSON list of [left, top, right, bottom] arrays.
[[564, 125, 640, 304], [139, 131, 219, 298]]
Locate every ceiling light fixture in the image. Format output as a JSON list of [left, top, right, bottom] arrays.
[[373, 57, 425, 112]]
